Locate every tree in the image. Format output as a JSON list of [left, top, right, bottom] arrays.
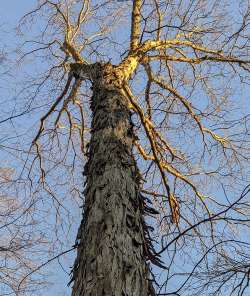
[[0, 31, 48, 296], [1, 172, 53, 296], [1, 0, 250, 295]]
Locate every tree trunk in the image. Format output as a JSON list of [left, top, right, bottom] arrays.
[[71, 64, 154, 296]]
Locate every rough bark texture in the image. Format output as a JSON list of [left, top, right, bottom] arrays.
[[71, 64, 154, 296]]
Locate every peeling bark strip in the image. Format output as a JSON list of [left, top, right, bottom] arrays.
[[71, 64, 156, 296]]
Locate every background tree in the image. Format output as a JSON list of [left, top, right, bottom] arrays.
[[0, 28, 49, 296], [1, 0, 250, 295]]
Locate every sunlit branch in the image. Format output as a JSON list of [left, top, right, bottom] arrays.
[[54, 78, 82, 128], [73, 0, 90, 40], [130, 0, 142, 51], [32, 73, 73, 144], [146, 54, 250, 65]]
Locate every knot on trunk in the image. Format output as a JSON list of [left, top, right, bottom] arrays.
[[70, 60, 136, 90]]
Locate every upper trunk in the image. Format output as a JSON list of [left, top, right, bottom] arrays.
[[71, 64, 155, 296]]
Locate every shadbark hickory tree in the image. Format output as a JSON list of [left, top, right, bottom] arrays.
[[69, 63, 159, 295], [8, 0, 250, 295]]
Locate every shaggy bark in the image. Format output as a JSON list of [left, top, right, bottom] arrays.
[[71, 64, 155, 296]]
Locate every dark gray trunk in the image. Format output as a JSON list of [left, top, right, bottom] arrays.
[[71, 64, 155, 296]]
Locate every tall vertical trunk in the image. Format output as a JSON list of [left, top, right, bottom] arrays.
[[71, 64, 154, 296]]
